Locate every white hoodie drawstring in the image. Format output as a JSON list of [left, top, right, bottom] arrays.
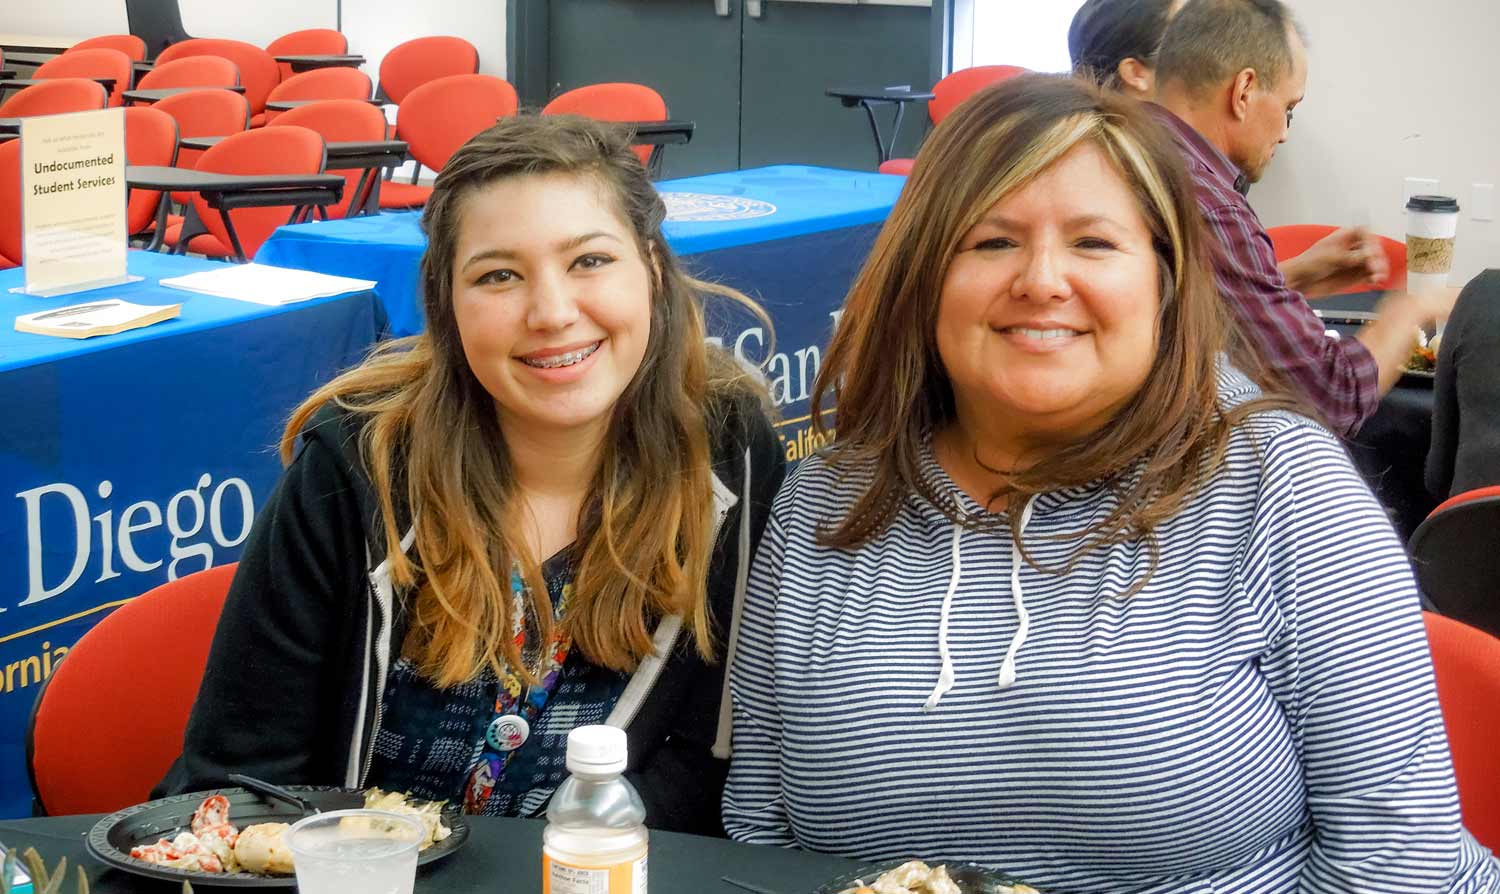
[[922, 523, 965, 712], [923, 496, 1037, 711]]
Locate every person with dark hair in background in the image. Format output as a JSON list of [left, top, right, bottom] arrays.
[[1427, 271, 1500, 499], [1068, 0, 1182, 99], [1150, 0, 1457, 437]]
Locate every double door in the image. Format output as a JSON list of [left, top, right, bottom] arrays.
[[542, 0, 937, 177]]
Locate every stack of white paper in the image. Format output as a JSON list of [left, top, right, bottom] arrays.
[[158, 263, 377, 306]]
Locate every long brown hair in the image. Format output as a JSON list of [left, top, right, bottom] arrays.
[[813, 74, 1297, 576], [284, 115, 765, 686]]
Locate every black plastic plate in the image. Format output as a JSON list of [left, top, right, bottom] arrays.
[[85, 786, 469, 888]]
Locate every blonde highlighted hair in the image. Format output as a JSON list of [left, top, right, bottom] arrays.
[[283, 115, 766, 686], [813, 74, 1298, 578]]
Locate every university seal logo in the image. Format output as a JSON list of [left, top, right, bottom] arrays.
[[662, 192, 778, 222]]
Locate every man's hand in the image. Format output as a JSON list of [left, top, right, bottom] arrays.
[[1280, 226, 1391, 298]]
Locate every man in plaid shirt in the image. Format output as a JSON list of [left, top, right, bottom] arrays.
[[1147, 0, 1458, 437]]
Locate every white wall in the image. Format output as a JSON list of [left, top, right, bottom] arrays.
[[0, 0, 127, 41], [342, 0, 506, 84], [1249, 0, 1500, 285], [180, 0, 337, 49]]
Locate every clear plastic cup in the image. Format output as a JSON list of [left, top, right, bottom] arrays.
[[285, 809, 425, 894]]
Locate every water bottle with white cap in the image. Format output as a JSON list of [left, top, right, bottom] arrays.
[[542, 725, 648, 894]]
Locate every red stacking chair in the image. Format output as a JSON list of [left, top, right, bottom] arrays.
[[878, 65, 1028, 176], [261, 67, 371, 124], [154, 88, 250, 209], [1410, 486, 1500, 638], [0, 139, 19, 269], [156, 38, 281, 126], [123, 106, 179, 237], [265, 28, 348, 81], [34, 47, 134, 107], [68, 34, 147, 62], [1267, 223, 1408, 293], [27, 563, 238, 815], [543, 83, 667, 167], [1423, 612, 1500, 852], [175, 125, 328, 260], [381, 73, 517, 210], [135, 56, 241, 93], [0, 78, 109, 118], [270, 99, 389, 217], [377, 35, 478, 105]]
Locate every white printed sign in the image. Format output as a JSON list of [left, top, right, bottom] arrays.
[[15, 108, 136, 297]]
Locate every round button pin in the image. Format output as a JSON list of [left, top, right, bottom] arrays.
[[486, 714, 530, 752]]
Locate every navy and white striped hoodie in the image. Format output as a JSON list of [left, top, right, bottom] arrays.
[[723, 368, 1500, 894]]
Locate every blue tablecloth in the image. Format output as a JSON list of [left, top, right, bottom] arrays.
[[256, 165, 906, 458], [0, 251, 383, 818]]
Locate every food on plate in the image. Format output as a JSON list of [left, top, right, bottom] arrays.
[[128, 789, 452, 876], [363, 787, 453, 848], [1407, 343, 1436, 373], [233, 823, 295, 875], [836, 860, 1040, 894]]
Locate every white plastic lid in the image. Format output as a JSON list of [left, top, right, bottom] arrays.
[[566, 724, 628, 775]]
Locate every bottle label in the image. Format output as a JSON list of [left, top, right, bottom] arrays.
[[543, 853, 647, 894]]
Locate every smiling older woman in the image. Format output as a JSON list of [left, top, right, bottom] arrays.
[[721, 76, 1500, 893]]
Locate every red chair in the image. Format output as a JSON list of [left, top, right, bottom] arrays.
[[381, 73, 517, 210], [543, 82, 667, 167], [878, 65, 1029, 176], [1423, 611, 1500, 852], [0, 78, 109, 118], [68, 34, 148, 62], [0, 139, 19, 268], [135, 56, 241, 93], [270, 99, 389, 217], [261, 67, 371, 124], [156, 38, 281, 125], [34, 47, 134, 107], [178, 125, 328, 260], [265, 28, 349, 81], [26, 563, 238, 815], [1411, 486, 1500, 638], [123, 106, 179, 237], [377, 36, 478, 105], [152, 89, 251, 238], [1267, 224, 1407, 292]]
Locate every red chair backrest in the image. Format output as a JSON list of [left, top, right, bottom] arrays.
[[397, 73, 516, 173], [68, 34, 147, 62], [1423, 611, 1500, 852], [270, 99, 388, 217], [190, 125, 326, 258], [154, 88, 251, 205], [930, 65, 1028, 124], [27, 563, 238, 815], [0, 78, 109, 118], [378, 36, 478, 105], [0, 139, 20, 266], [266, 67, 372, 104], [35, 47, 134, 107], [542, 83, 666, 166], [136, 56, 241, 92], [1410, 486, 1500, 638], [124, 106, 179, 234], [265, 28, 349, 81], [1266, 224, 1408, 292], [156, 38, 281, 115]]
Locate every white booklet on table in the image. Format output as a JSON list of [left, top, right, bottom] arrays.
[[158, 263, 377, 306], [14, 298, 181, 339]]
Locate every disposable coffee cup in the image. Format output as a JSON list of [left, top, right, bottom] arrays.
[[1406, 194, 1460, 295]]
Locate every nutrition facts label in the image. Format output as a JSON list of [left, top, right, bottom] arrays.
[[544, 855, 648, 894]]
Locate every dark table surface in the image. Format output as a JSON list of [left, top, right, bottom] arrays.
[[125, 165, 345, 194], [0, 76, 115, 93], [0, 813, 861, 894], [1319, 290, 1437, 540], [265, 97, 382, 111], [274, 54, 367, 72], [1, 50, 62, 66], [824, 85, 935, 105], [124, 86, 246, 103], [179, 136, 406, 159]]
